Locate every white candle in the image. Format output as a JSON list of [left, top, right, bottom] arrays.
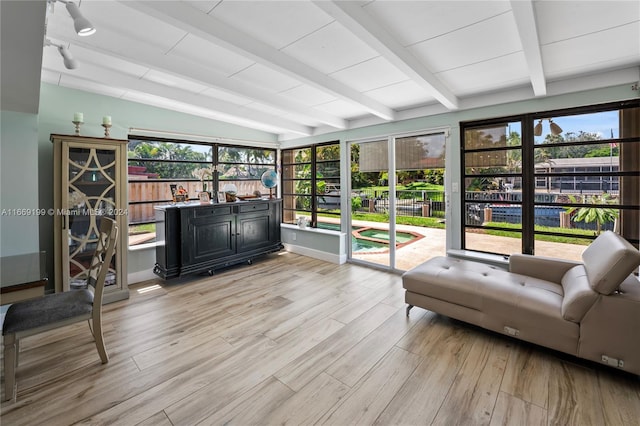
[[102, 116, 112, 125], [73, 112, 83, 122]]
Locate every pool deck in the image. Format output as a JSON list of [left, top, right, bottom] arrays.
[[342, 218, 588, 271]]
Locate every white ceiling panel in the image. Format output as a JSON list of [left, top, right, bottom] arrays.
[[364, 80, 435, 110], [282, 21, 379, 74], [167, 33, 255, 77], [535, 0, 640, 45], [76, 1, 187, 52], [329, 56, 409, 93], [141, 69, 209, 94], [246, 102, 321, 128], [183, 0, 221, 15], [200, 87, 254, 106], [211, 0, 333, 50], [436, 52, 530, 96], [230, 62, 301, 93], [278, 84, 337, 107], [6, 0, 637, 138], [364, 0, 512, 47], [314, 99, 369, 119], [542, 23, 640, 79], [409, 11, 522, 73], [57, 74, 128, 100], [70, 45, 149, 79]]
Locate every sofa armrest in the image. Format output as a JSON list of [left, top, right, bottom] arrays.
[[509, 254, 582, 284]]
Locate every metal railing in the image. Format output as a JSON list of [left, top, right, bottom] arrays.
[[354, 189, 445, 218]]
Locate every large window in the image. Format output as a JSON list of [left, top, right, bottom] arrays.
[[281, 142, 340, 227], [461, 100, 639, 260], [127, 136, 276, 246]]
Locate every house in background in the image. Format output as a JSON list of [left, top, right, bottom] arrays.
[[1, 0, 639, 284]]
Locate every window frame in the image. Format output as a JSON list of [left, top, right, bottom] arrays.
[[281, 141, 340, 227], [127, 135, 277, 247], [460, 99, 640, 256]]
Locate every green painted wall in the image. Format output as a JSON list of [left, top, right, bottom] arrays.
[[36, 83, 278, 287], [0, 111, 40, 256]]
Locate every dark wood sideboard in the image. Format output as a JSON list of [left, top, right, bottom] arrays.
[[154, 199, 283, 279]]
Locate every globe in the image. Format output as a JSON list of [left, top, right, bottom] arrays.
[[261, 170, 279, 189]]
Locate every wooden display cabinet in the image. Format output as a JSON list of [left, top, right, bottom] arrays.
[[52, 134, 129, 303]]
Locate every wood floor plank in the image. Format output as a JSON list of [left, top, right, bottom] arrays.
[[258, 373, 350, 426], [2, 253, 639, 426], [197, 376, 294, 426], [431, 333, 510, 426], [597, 369, 640, 425], [273, 303, 398, 391], [325, 307, 425, 387], [318, 346, 421, 425], [135, 410, 173, 426], [163, 317, 345, 425], [547, 360, 606, 426], [500, 342, 551, 409], [489, 391, 547, 426], [374, 317, 473, 425]]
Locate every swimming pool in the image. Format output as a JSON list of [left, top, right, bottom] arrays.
[[318, 223, 423, 253]]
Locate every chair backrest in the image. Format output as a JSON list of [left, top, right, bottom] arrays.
[[86, 217, 118, 307]]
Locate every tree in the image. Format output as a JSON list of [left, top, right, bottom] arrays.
[[565, 194, 619, 235]]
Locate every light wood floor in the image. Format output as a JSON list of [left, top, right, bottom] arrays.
[[2, 252, 639, 425]]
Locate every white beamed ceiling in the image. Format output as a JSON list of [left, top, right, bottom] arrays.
[[36, 0, 640, 140]]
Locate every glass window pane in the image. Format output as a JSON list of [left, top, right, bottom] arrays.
[[464, 122, 521, 150], [316, 144, 339, 161], [282, 164, 311, 179], [465, 148, 521, 173], [534, 110, 621, 145], [282, 148, 311, 163], [128, 140, 212, 161], [464, 230, 522, 256], [317, 161, 340, 178], [127, 161, 203, 179], [395, 133, 446, 170]]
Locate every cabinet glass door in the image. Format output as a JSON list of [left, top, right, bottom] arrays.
[[64, 145, 118, 290]]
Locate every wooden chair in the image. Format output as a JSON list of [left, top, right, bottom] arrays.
[[2, 217, 118, 401]]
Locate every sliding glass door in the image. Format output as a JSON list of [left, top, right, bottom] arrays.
[[348, 131, 447, 271]]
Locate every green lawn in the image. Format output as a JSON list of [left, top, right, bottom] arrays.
[[482, 222, 595, 245]]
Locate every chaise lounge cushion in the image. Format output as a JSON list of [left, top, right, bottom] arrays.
[[581, 231, 640, 295], [560, 265, 598, 322]]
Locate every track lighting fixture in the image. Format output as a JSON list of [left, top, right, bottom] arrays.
[[45, 38, 78, 69], [45, 0, 95, 69], [534, 118, 563, 136], [49, 0, 96, 36]]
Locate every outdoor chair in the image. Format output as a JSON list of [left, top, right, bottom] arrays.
[[2, 217, 118, 401]]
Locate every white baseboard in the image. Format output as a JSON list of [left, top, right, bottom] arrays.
[[128, 269, 157, 285], [284, 243, 346, 264]]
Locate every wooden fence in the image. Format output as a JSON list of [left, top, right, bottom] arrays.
[[128, 180, 266, 224]]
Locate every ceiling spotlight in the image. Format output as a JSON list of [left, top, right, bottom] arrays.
[[45, 39, 78, 69], [534, 118, 562, 137], [49, 0, 96, 36], [64, 1, 96, 36]]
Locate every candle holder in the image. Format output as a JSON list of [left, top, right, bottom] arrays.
[[72, 120, 83, 135], [102, 123, 112, 138]]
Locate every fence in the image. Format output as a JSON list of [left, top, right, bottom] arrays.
[[128, 180, 265, 225], [355, 189, 445, 218], [466, 203, 614, 232]]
